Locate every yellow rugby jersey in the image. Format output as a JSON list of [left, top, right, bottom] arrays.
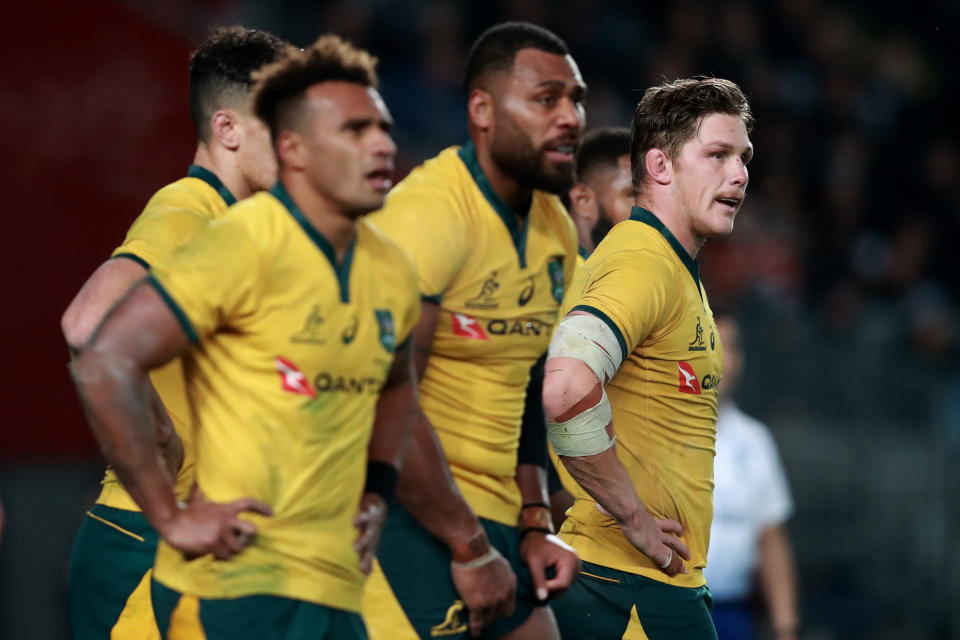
[[149, 182, 419, 611], [370, 142, 578, 525], [556, 206, 722, 589], [98, 165, 236, 511]]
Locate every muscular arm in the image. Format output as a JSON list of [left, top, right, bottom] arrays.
[[355, 339, 418, 574], [395, 300, 517, 634], [757, 524, 799, 639], [395, 301, 484, 547], [542, 314, 689, 576], [62, 257, 148, 353], [516, 354, 550, 511], [70, 279, 190, 530], [70, 279, 269, 557], [541, 356, 644, 524], [62, 257, 182, 476], [515, 376, 581, 603]]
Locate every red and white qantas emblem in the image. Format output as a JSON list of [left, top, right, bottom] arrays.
[[451, 313, 489, 340], [678, 361, 701, 395], [275, 356, 316, 398]]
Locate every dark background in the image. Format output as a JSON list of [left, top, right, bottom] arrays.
[[1, 1, 958, 638]]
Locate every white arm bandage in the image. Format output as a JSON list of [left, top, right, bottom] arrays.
[[547, 389, 615, 457], [546, 313, 624, 457], [547, 313, 623, 385]]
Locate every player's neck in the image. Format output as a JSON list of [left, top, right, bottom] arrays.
[[192, 146, 254, 201], [281, 174, 356, 262], [635, 194, 705, 259], [473, 141, 532, 220]]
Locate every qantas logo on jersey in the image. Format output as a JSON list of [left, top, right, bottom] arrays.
[[313, 372, 384, 395], [487, 318, 551, 337], [451, 313, 489, 340], [276, 357, 316, 398], [678, 361, 702, 394]]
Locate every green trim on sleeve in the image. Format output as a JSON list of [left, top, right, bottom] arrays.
[[187, 165, 237, 207], [270, 182, 355, 303], [629, 206, 700, 288], [421, 294, 442, 305], [112, 252, 150, 271], [146, 275, 199, 344], [570, 304, 628, 362], [457, 140, 531, 268]]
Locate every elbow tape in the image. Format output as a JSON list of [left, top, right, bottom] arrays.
[[546, 389, 616, 457]]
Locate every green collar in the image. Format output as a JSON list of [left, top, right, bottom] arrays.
[[457, 140, 531, 268], [629, 206, 700, 287], [270, 181, 355, 303], [578, 244, 591, 260], [187, 165, 237, 207]]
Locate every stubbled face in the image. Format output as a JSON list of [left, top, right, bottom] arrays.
[[588, 154, 635, 246], [236, 111, 279, 192], [669, 112, 752, 239], [300, 82, 396, 218], [489, 48, 586, 194]]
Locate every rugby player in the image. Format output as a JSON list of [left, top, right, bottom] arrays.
[[70, 35, 420, 639], [61, 26, 286, 639], [362, 21, 584, 640], [543, 77, 754, 639]]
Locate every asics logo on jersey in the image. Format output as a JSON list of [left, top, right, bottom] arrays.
[[518, 276, 535, 306], [688, 316, 706, 351], [465, 271, 500, 309], [678, 361, 702, 394], [342, 314, 359, 344], [430, 600, 467, 636], [275, 357, 316, 398], [451, 313, 489, 340]]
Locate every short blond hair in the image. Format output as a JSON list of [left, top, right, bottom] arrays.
[[631, 77, 753, 193]]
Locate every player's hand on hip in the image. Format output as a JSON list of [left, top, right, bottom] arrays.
[[618, 508, 690, 576], [353, 492, 387, 576], [160, 488, 272, 561], [450, 549, 517, 638], [520, 531, 581, 601]]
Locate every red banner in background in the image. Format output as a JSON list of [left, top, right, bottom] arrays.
[[1, 1, 194, 455]]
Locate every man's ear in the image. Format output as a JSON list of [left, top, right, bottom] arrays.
[[569, 183, 596, 217], [645, 148, 672, 186], [210, 109, 241, 151], [467, 88, 493, 131], [276, 130, 304, 170]]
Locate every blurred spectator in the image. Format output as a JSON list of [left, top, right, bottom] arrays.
[[705, 315, 799, 640]]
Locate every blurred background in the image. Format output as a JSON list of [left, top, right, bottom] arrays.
[[1, 0, 957, 638]]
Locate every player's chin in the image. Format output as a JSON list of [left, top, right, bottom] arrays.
[[537, 164, 576, 195], [346, 194, 387, 218]]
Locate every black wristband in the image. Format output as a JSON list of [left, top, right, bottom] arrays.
[[364, 461, 398, 502], [519, 526, 552, 540]]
